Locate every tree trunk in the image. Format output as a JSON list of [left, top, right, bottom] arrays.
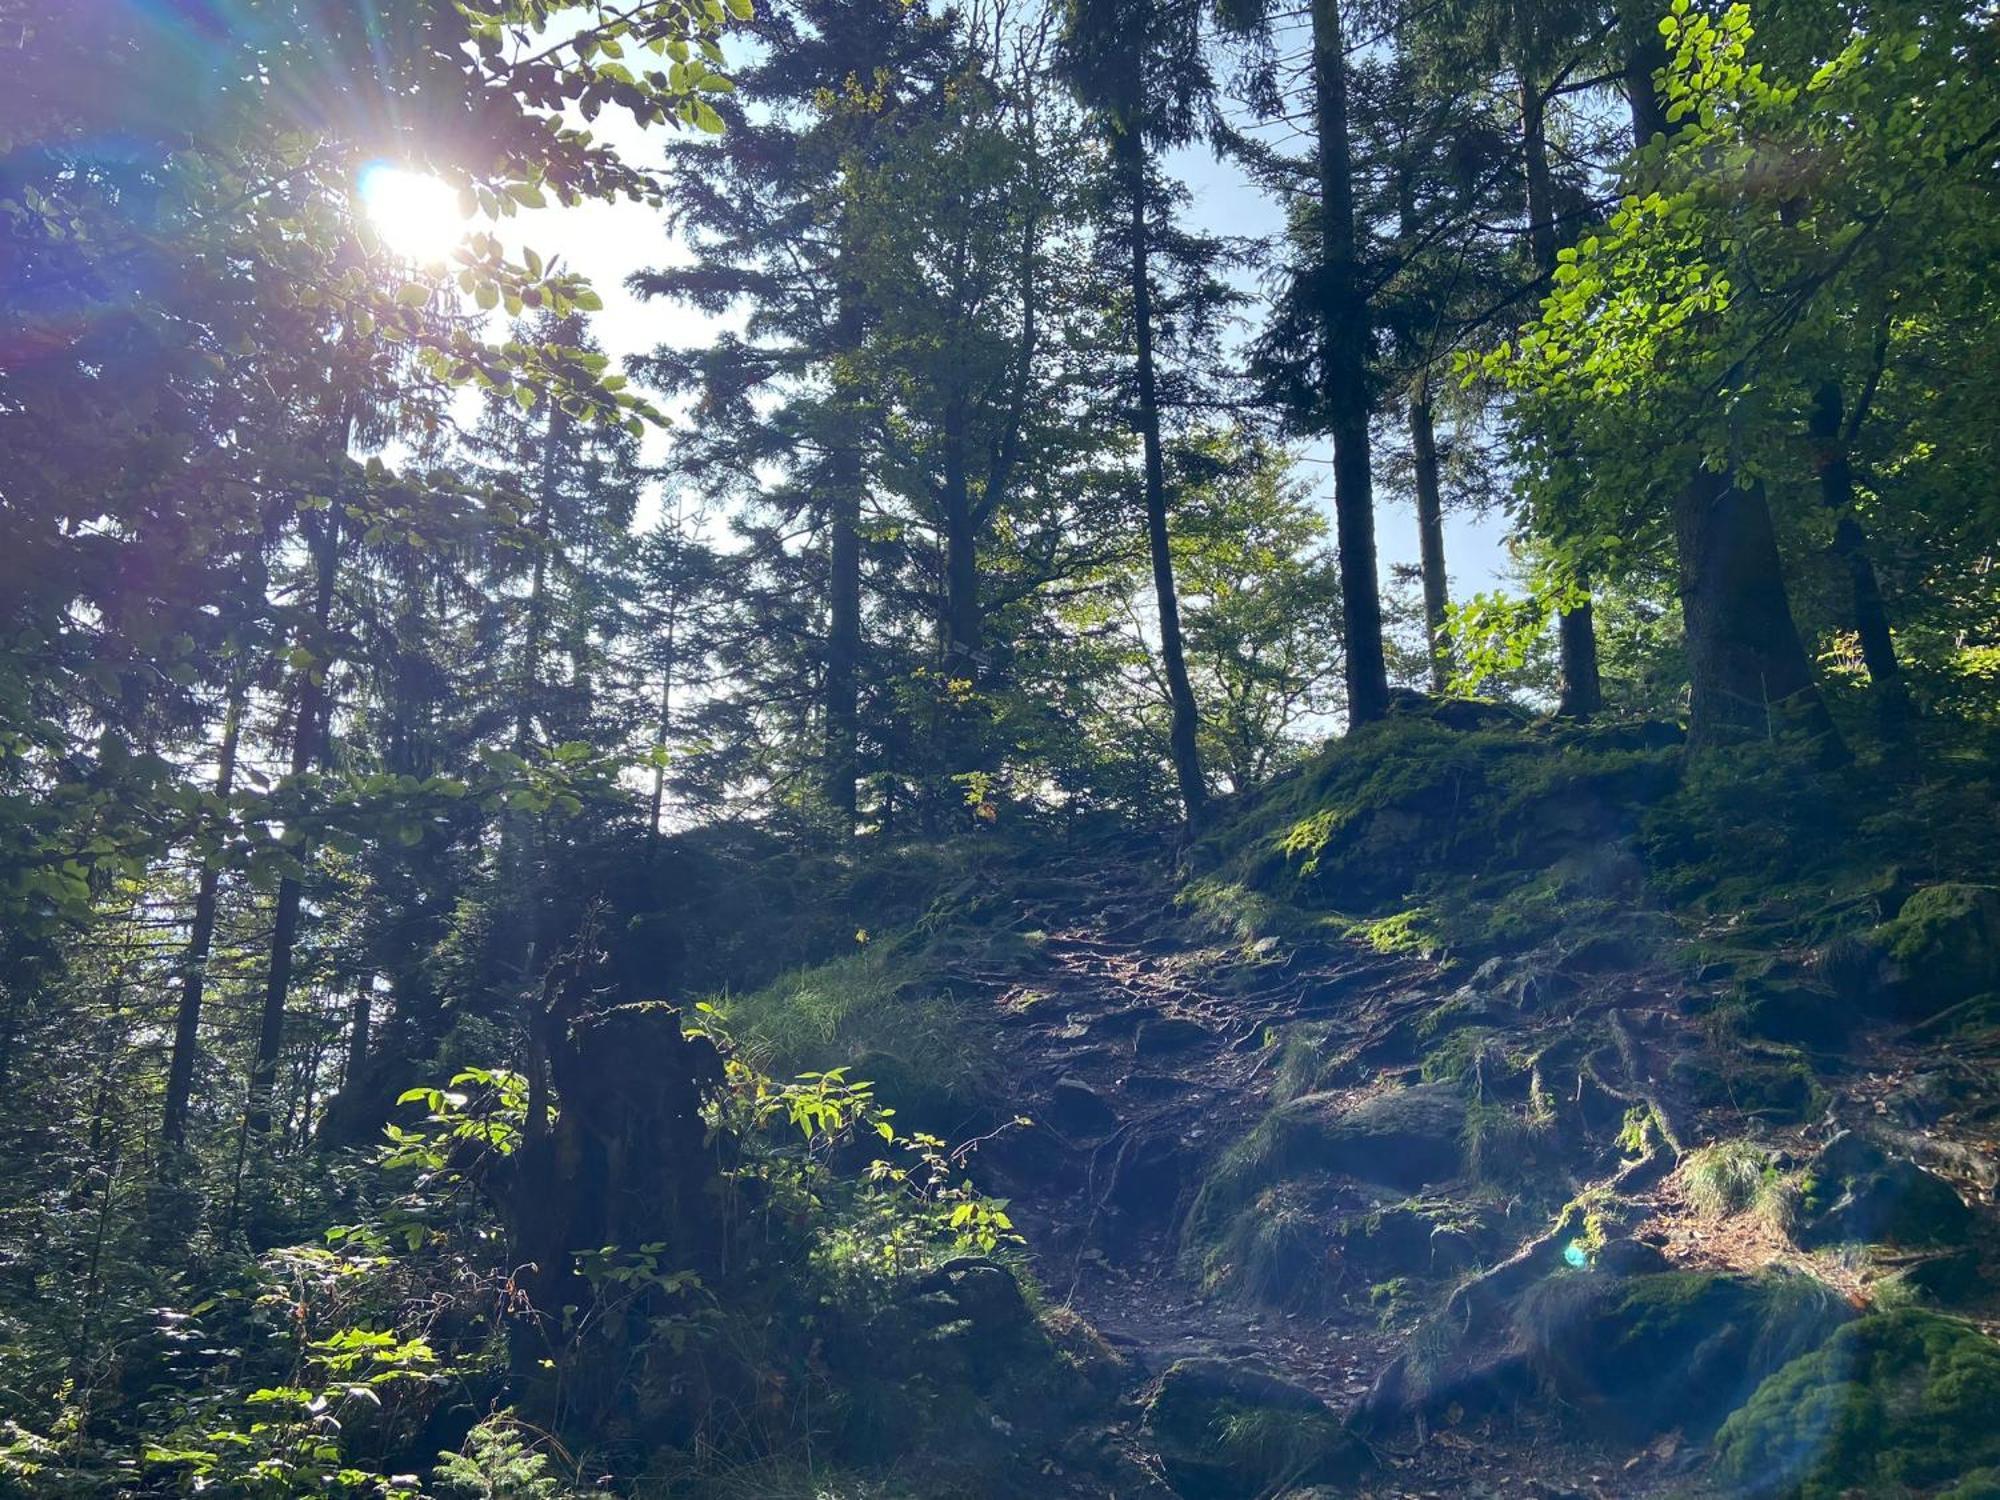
[[1312, 0, 1390, 727], [247, 502, 340, 1138], [1408, 384, 1453, 694], [818, 261, 868, 826], [505, 998, 724, 1434], [1809, 380, 1909, 735], [160, 685, 244, 1161], [941, 400, 981, 666], [1624, 29, 1672, 147], [823, 409, 863, 826], [1519, 69, 1603, 718], [1671, 466, 1841, 752], [516, 398, 569, 757], [647, 646, 675, 846], [344, 987, 371, 1096], [1120, 127, 1206, 823]]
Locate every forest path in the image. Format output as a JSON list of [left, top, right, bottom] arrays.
[[971, 845, 1434, 1392], [961, 839, 1709, 1498]]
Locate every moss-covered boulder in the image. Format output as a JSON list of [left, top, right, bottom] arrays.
[[1733, 976, 1859, 1050], [1794, 1132, 1974, 1250], [1670, 1041, 1826, 1123], [1712, 1310, 2000, 1499], [1143, 1358, 1361, 1499], [1514, 1271, 1850, 1440], [1252, 1083, 1467, 1192], [1877, 884, 2000, 1018]]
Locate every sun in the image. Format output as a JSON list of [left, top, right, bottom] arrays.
[[357, 164, 467, 264]]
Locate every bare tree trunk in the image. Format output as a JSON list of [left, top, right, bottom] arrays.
[[646, 648, 675, 846], [161, 685, 244, 1161], [345, 987, 371, 1094], [1672, 467, 1841, 752], [1313, 0, 1389, 727], [1809, 380, 1909, 736], [941, 400, 981, 666], [1518, 69, 1603, 718], [822, 277, 866, 826], [1120, 127, 1206, 823], [1624, 28, 1671, 146], [247, 502, 340, 1139], [1408, 384, 1453, 693]]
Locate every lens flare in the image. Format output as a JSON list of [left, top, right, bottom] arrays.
[[358, 165, 466, 264]]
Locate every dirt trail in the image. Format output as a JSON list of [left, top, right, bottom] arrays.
[[990, 855, 1423, 1393], [951, 845, 1672, 1496]]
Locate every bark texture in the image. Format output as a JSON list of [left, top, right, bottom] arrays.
[[1121, 126, 1206, 823], [1671, 466, 1839, 751], [1312, 0, 1389, 726], [1408, 387, 1453, 693], [1809, 380, 1909, 735]]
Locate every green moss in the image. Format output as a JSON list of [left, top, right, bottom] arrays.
[[1189, 709, 1680, 956], [1186, 1085, 1467, 1258], [1418, 1027, 1509, 1086], [1713, 1310, 2000, 1499], [1197, 1186, 1333, 1310], [1515, 1271, 1849, 1439], [713, 935, 1002, 1135], [1462, 1100, 1557, 1192], [1876, 884, 2000, 1016], [1793, 1134, 1974, 1250], [1669, 1041, 1827, 1124]]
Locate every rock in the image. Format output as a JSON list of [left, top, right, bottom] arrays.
[[1086, 1005, 1158, 1039], [1795, 1132, 1975, 1249], [1733, 977, 1858, 1050], [1122, 1071, 1187, 1097], [1713, 1309, 2000, 1499], [911, 1256, 1033, 1340], [1106, 1129, 1191, 1226], [1876, 883, 2000, 1018], [1513, 1270, 1852, 1440], [1046, 1076, 1119, 1137], [1883, 1070, 1967, 1127], [1429, 1224, 1482, 1275], [1884, 1247, 1985, 1305], [1143, 1358, 1362, 1500], [1134, 1016, 1209, 1056], [1263, 1083, 1467, 1191], [1594, 1238, 1671, 1277], [1669, 1045, 1825, 1123]]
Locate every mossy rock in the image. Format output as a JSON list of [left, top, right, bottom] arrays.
[[1712, 1310, 2000, 1499], [1876, 884, 2000, 1019], [826, 1260, 1113, 1486], [1514, 1270, 1851, 1439], [1187, 1084, 1469, 1262], [1144, 1358, 1362, 1499], [1732, 977, 1859, 1051], [1670, 1044, 1826, 1123], [1253, 1084, 1468, 1192], [1196, 1185, 1504, 1312], [1794, 1133, 1974, 1251]]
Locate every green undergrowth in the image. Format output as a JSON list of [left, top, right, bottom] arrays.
[[1189, 703, 1681, 957], [1191, 701, 2000, 980], [1681, 1139, 1803, 1234], [706, 843, 1053, 1134]]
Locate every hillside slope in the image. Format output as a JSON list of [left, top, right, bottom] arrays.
[[721, 705, 2000, 1497]]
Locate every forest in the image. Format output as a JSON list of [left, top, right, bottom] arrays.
[[2, 0, 1999, 1493]]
